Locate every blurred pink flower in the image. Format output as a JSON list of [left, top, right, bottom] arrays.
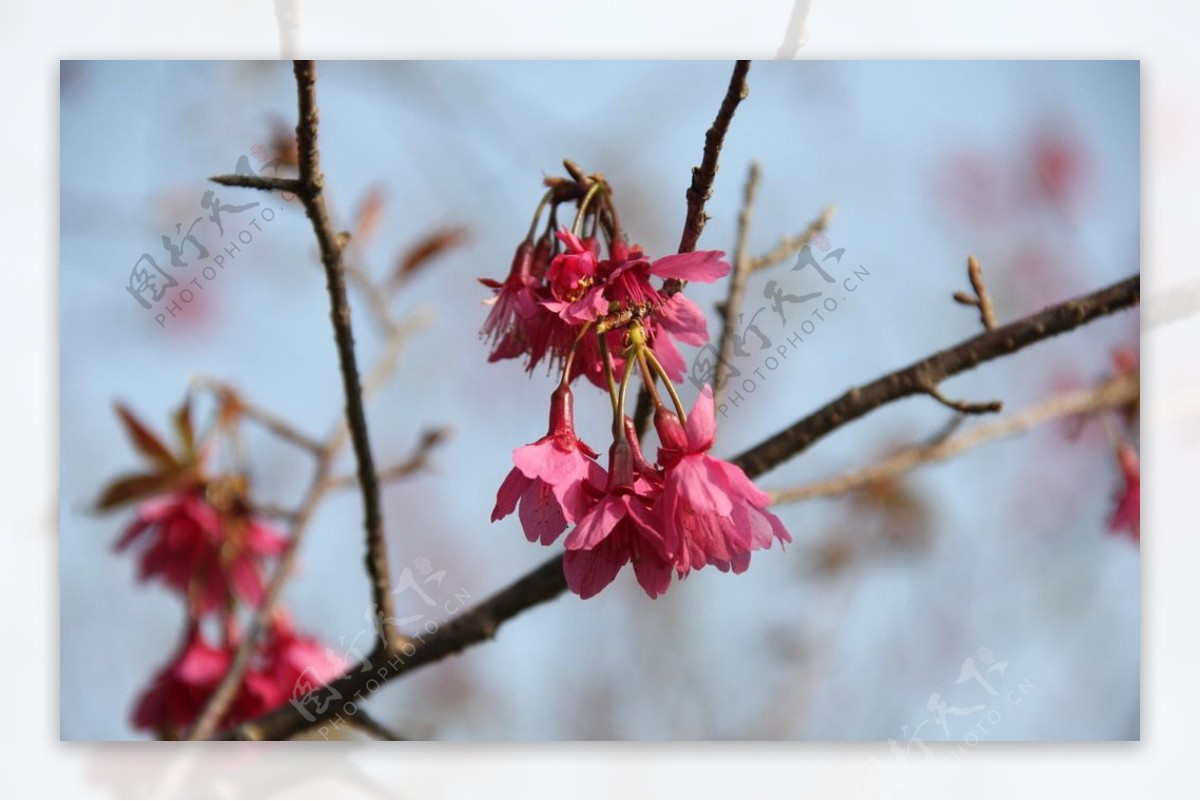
[[132, 617, 344, 738], [262, 612, 347, 695], [1030, 127, 1087, 213], [1109, 442, 1140, 542], [116, 489, 286, 614], [132, 626, 276, 737]]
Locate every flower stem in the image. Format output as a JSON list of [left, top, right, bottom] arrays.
[[571, 181, 604, 237], [614, 341, 639, 439], [526, 188, 555, 243], [635, 345, 666, 412], [643, 347, 688, 424], [559, 322, 593, 389], [598, 333, 620, 416]]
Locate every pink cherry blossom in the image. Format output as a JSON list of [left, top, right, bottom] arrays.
[[547, 230, 599, 301], [117, 489, 286, 614], [1109, 442, 1140, 542], [655, 387, 791, 575], [648, 249, 731, 283], [480, 240, 545, 362], [132, 618, 344, 737], [262, 612, 348, 696], [132, 626, 277, 737], [492, 385, 604, 545], [563, 436, 673, 599]]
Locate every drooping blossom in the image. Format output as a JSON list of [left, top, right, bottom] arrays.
[[574, 251, 722, 387], [563, 428, 674, 599], [542, 230, 607, 324], [132, 618, 345, 738], [492, 385, 604, 545], [132, 626, 277, 738], [655, 387, 791, 574], [116, 488, 287, 614], [484, 180, 791, 601], [261, 612, 348, 700], [1109, 442, 1140, 542], [479, 221, 729, 385], [479, 240, 545, 362]]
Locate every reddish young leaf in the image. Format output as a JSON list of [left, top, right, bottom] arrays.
[[95, 471, 184, 511], [352, 185, 387, 246], [173, 397, 196, 462], [388, 226, 468, 290], [114, 403, 178, 470]]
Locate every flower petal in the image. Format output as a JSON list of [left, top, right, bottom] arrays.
[[649, 250, 730, 282], [518, 480, 569, 545], [631, 546, 674, 598], [650, 330, 687, 384], [563, 535, 629, 599], [564, 494, 624, 551], [491, 467, 531, 522], [658, 294, 709, 346], [685, 386, 717, 452]]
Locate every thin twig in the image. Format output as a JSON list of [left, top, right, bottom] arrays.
[[952, 254, 998, 330], [291, 59, 400, 655], [921, 380, 1003, 415], [326, 428, 449, 490], [254, 502, 301, 522], [187, 454, 333, 740], [748, 205, 835, 273], [189, 303, 419, 741], [633, 59, 752, 437], [713, 162, 762, 408], [767, 371, 1139, 505], [218, 272, 1139, 741], [678, 60, 752, 255], [209, 173, 301, 194], [192, 376, 325, 456], [224, 554, 568, 741], [734, 274, 1139, 479], [347, 262, 401, 337], [190, 61, 413, 741]]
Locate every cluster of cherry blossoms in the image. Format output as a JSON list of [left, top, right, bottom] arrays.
[[98, 401, 343, 738], [481, 170, 791, 599]]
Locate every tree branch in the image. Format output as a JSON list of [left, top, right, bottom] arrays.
[[290, 59, 401, 654], [209, 173, 301, 194], [224, 555, 568, 741], [634, 59, 752, 436], [767, 370, 1139, 505], [326, 427, 449, 490], [748, 205, 835, 273], [678, 60, 752, 255], [713, 162, 761, 409], [952, 254, 998, 330], [731, 274, 1140, 479], [188, 451, 333, 740], [216, 271, 1139, 741], [191, 376, 325, 456]]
